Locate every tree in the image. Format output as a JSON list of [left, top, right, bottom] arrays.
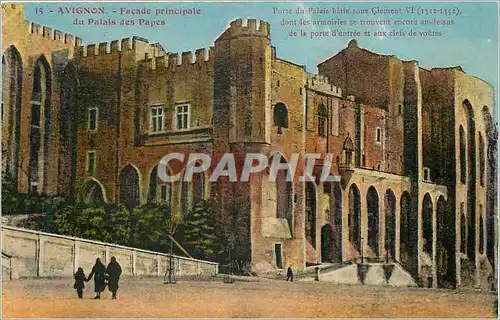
[[104, 204, 131, 245], [182, 200, 218, 261], [1, 172, 20, 215], [129, 203, 173, 252]]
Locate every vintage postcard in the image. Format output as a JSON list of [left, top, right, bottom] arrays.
[[1, 0, 498, 318]]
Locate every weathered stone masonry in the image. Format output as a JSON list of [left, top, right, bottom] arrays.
[[2, 4, 497, 288]]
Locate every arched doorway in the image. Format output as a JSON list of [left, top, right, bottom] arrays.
[[80, 179, 105, 204], [321, 224, 334, 263], [400, 191, 417, 274], [28, 56, 52, 195], [305, 181, 317, 249], [422, 193, 433, 255], [58, 63, 78, 198], [2, 46, 23, 183], [437, 196, 455, 288], [120, 164, 140, 209], [366, 186, 379, 257], [385, 189, 396, 261], [348, 184, 361, 253]]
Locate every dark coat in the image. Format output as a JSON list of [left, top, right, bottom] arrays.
[[287, 267, 293, 277], [87, 261, 107, 293], [73, 271, 86, 290], [106, 260, 122, 291]]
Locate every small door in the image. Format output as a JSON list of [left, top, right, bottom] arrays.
[[275, 244, 283, 269]]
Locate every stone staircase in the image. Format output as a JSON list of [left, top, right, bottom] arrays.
[[298, 262, 418, 287]]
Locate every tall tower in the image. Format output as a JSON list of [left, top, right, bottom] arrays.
[[212, 18, 272, 268]]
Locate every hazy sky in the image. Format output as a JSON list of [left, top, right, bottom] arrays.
[[24, 1, 499, 104]]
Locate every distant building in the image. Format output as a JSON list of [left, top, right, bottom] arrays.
[[2, 3, 497, 289]]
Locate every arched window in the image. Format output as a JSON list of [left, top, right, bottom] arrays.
[[29, 57, 51, 194], [273, 103, 288, 134], [119, 164, 140, 210], [2, 46, 23, 183], [318, 103, 328, 137], [459, 125, 466, 184], [148, 165, 172, 206]]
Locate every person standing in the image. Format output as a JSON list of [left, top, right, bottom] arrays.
[[106, 256, 122, 299], [286, 265, 293, 282], [73, 267, 87, 299], [87, 258, 107, 299]]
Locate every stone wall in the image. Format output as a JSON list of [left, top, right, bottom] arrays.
[[1, 226, 218, 279]]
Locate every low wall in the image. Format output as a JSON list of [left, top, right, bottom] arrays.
[[1, 226, 218, 279]]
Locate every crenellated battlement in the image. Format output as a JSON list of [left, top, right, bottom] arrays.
[[307, 73, 342, 97], [76, 36, 146, 57], [25, 20, 82, 47], [141, 47, 214, 72], [217, 18, 270, 41]]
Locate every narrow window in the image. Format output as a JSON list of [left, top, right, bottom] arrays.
[[375, 127, 382, 143], [150, 106, 164, 133], [160, 185, 167, 201], [423, 167, 430, 181], [175, 104, 190, 130], [87, 151, 96, 176], [318, 104, 328, 137], [88, 108, 98, 131]]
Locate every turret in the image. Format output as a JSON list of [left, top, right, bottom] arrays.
[[213, 18, 272, 146]]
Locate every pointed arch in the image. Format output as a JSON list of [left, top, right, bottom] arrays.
[[148, 164, 172, 206], [400, 191, 417, 276], [348, 184, 361, 252], [463, 99, 476, 260], [79, 178, 107, 204], [2, 45, 23, 184], [384, 189, 396, 260], [422, 193, 433, 255], [119, 164, 140, 209], [273, 102, 288, 134], [437, 195, 455, 288], [366, 186, 379, 257], [28, 55, 52, 194]]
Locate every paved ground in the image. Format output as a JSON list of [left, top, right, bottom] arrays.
[[2, 278, 497, 318]]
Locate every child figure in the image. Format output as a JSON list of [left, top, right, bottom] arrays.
[[73, 267, 87, 299]]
